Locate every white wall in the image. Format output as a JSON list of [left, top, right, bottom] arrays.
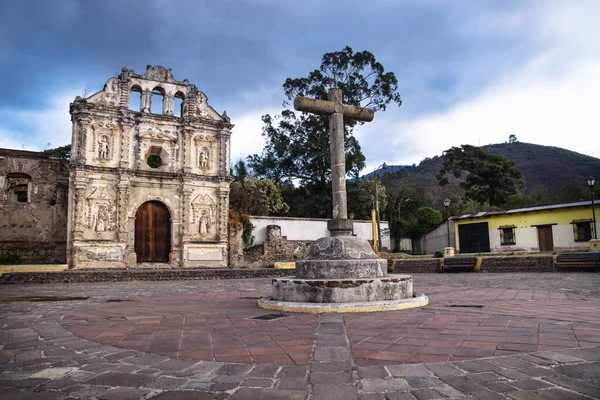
[[250, 216, 391, 250], [417, 220, 455, 255]]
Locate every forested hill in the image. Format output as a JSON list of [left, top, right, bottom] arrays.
[[375, 142, 600, 201]]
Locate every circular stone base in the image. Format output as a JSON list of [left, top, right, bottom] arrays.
[[270, 274, 413, 303], [258, 292, 429, 313]]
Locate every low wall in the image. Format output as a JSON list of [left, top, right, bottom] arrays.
[[250, 216, 391, 250], [0, 268, 291, 284], [479, 256, 554, 272], [391, 258, 441, 273], [0, 241, 66, 264]]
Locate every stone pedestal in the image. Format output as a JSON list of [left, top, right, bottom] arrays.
[[444, 247, 455, 257], [259, 235, 427, 313], [590, 239, 600, 252]]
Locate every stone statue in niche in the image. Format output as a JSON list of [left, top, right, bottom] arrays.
[[199, 210, 211, 235], [98, 136, 110, 159], [95, 205, 109, 232], [85, 186, 117, 232], [199, 150, 209, 170]]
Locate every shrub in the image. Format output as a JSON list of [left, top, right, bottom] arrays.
[[433, 251, 444, 258]]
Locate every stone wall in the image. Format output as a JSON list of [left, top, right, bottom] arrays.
[[479, 256, 554, 272], [0, 149, 69, 264], [391, 258, 442, 273]]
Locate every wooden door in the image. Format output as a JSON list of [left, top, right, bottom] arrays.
[[537, 225, 554, 252], [135, 201, 171, 262]]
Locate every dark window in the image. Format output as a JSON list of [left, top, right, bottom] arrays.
[[573, 220, 593, 242], [15, 186, 27, 203], [499, 226, 516, 245], [5, 173, 31, 203]]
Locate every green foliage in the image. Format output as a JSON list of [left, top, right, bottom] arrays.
[[402, 206, 444, 238], [0, 254, 21, 265], [43, 144, 71, 159], [347, 178, 388, 220], [447, 196, 490, 215], [242, 221, 255, 248], [437, 145, 524, 206], [501, 187, 549, 210], [229, 167, 290, 216], [248, 46, 402, 218], [433, 251, 444, 258], [228, 210, 254, 248]]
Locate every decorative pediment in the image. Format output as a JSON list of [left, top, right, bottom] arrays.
[[86, 77, 120, 106]]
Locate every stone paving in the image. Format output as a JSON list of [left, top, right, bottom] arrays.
[[0, 273, 599, 399]]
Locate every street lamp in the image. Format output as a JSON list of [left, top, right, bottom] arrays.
[[443, 198, 451, 247], [587, 177, 597, 239], [373, 163, 388, 252]]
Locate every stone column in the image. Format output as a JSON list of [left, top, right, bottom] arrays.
[[218, 188, 229, 242], [328, 89, 347, 221], [71, 178, 88, 240], [164, 95, 175, 116], [119, 121, 134, 168], [181, 186, 193, 237], [182, 128, 194, 173], [141, 90, 151, 113], [217, 130, 230, 177], [116, 175, 130, 241]]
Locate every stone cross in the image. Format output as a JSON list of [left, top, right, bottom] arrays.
[[294, 88, 374, 236]]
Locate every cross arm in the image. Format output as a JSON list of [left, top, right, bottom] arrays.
[[294, 96, 375, 122], [294, 97, 335, 115]]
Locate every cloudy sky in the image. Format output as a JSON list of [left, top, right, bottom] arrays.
[[1, 0, 599, 172]]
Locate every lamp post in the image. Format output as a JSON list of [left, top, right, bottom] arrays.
[[588, 177, 597, 239], [373, 163, 387, 252], [444, 198, 451, 247]]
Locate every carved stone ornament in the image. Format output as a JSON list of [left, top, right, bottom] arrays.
[[85, 186, 117, 232], [198, 148, 210, 170], [91, 122, 117, 162], [98, 135, 110, 159], [191, 193, 216, 237], [141, 65, 175, 83]]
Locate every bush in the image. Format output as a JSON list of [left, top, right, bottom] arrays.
[[433, 251, 444, 258], [0, 254, 22, 265]]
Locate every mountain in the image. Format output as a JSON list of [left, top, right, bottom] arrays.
[[369, 142, 600, 202]]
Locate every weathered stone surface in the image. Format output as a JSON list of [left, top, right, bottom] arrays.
[[270, 275, 413, 303], [0, 149, 69, 264], [67, 65, 233, 269]]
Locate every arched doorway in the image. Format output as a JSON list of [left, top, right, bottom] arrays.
[[135, 201, 171, 262]]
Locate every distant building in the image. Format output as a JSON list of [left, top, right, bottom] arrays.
[[418, 201, 597, 254]]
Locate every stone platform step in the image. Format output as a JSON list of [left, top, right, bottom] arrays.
[[0, 264, 68, 276], [0, 268, 290, 284]]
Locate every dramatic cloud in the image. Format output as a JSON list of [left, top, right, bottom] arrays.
[[1, 0, 598, 174]]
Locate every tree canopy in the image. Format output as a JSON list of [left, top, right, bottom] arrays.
[[248, 46, 402, 218], [229, 160, 289, 216], [436, 145, 525, 207]]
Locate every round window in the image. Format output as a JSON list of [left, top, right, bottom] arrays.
[[147, 154, 163, 168]]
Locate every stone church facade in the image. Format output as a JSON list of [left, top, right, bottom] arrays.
[[68, 65, 233, 268]]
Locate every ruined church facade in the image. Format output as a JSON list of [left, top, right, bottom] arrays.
[[68, 65, 233, 268]]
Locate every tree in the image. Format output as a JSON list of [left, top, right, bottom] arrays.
[[436, 145, 524, 207], [248, 46, 402, 217], [229, 162, 290, 216], [347, 178, 388, 220], [43, 144, 71, 159], [402, 207, 443, 239]]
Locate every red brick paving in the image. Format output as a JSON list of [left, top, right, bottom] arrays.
[[62, 285, 600, 366]]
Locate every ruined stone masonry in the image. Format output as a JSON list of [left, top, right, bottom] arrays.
[[0, 149, 69, 264], [68, 65, 233, 268]]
